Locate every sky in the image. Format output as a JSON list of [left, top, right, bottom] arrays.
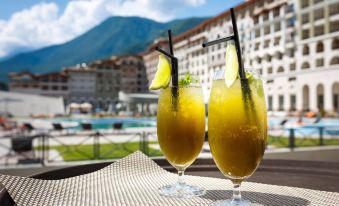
[[0, 0, 243, 58]]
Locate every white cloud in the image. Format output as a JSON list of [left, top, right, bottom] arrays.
[[0, 0, 206, 58]]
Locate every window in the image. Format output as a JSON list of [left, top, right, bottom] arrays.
[[274, 22, 281, 32], [273, 8, 280, 17], [288, 49, 295, 57], [316, 58, 324, 67], [290, 95, 296, 111], [301, 0, 309, 8], [42, 86, 49, 90], [264, 40, 270, 48], [332, 39, 339, 49], [316, 42, 324, 52], [329, 3, 339, 16], [264, 25, 270, 35], [278, 95, 284, 111], [277, 67, 284, 73], [314, 8, 324, 21], [266, 55, 272, 62], [268, 67, 273, 74], [285, 4, 294, 13], [287, 17, 295, 27], [302, 62, 310, 69], [255, 29, 260, 38], [274, 37, 280, 45], [330, 20, 339, 33], [268, 96, 273, 111], [288, 77, 296, 81], [276, 52, 283, 60], [255, 42, 260, 49], [330, 57, 339, 65], [303, 45, 309, 55], [314, 25, 324, 36], [263, 12, 269, 21], [302, 13, 309, 24], [52, 86, 58, 90], [290, 63, 296, 71], [302, 29, 310, 39]]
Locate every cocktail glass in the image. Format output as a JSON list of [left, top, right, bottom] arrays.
[[157, 79, 206, 198], [208, 69, 267, 205]]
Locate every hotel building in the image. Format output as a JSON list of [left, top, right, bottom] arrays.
[[8, 55, 149, 111], [142, 0, 339, 115], [9, 71, 69, 100], [64, 66, 96, 106]]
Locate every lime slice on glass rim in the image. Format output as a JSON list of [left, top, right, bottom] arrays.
[[224, 43, 239, 88], [149, 54, 172, 90]]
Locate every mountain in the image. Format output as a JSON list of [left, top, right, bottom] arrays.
[[0, 16, 207, 83]]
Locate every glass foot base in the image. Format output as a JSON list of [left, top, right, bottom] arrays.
[[158, 183, 206, 198], [210, 199, 262, 206]]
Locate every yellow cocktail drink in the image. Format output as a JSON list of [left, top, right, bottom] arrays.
[[157, 85, 205, 171], [208, 77, 267, 181]]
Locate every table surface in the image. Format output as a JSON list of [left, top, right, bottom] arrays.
[[1, 158, 339, 205]]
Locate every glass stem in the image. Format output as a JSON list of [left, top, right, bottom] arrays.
[[232, 183, 242, 204], [177, 170, 185, 186]]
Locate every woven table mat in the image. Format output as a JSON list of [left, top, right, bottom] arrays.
[[0, 151, 338, 206]]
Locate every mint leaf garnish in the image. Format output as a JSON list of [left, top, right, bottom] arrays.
[[179, 73, 199, 86]]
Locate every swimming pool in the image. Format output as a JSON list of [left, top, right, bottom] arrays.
[[49, 116, 339, 136], [53, 117, 156, 130]]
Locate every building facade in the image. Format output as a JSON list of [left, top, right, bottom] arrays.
[[116, 55, 148, 93], [91, 55, 149, 111], [65, 66, 96, 106], [9, 71, 69, 100], [38, 72, 69, 99], [142, 0, 339, 115], [8, 71, 41, 95], [92, 59, 120, 111]]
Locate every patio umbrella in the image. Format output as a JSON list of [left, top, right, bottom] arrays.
[[80, 102, 92, 109], [69, 103, 80, 109]]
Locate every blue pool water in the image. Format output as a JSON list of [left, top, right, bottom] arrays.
[[54, 117, 156, 130], [51, 116, 339, 136]]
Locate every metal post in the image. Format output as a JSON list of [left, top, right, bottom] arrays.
[[94, 132, 100, 160], [319, 127, 324, 146], [45, 134, 49, 164], [144, 131, 148, 155], [288, 128, 295, 150], [140, 131, 148, 155], [41, 134, 45, 166], [139, 132, 144, 152]]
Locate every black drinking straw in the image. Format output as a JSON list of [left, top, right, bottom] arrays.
[[202, 35, 234, 48], [230, 8, 246, 80], [168, 30, 178, 88]]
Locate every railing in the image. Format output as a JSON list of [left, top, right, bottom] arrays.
[[0, 130, 158, 167], [268, 125, 339, 150], [0, 125, 338, 167]]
